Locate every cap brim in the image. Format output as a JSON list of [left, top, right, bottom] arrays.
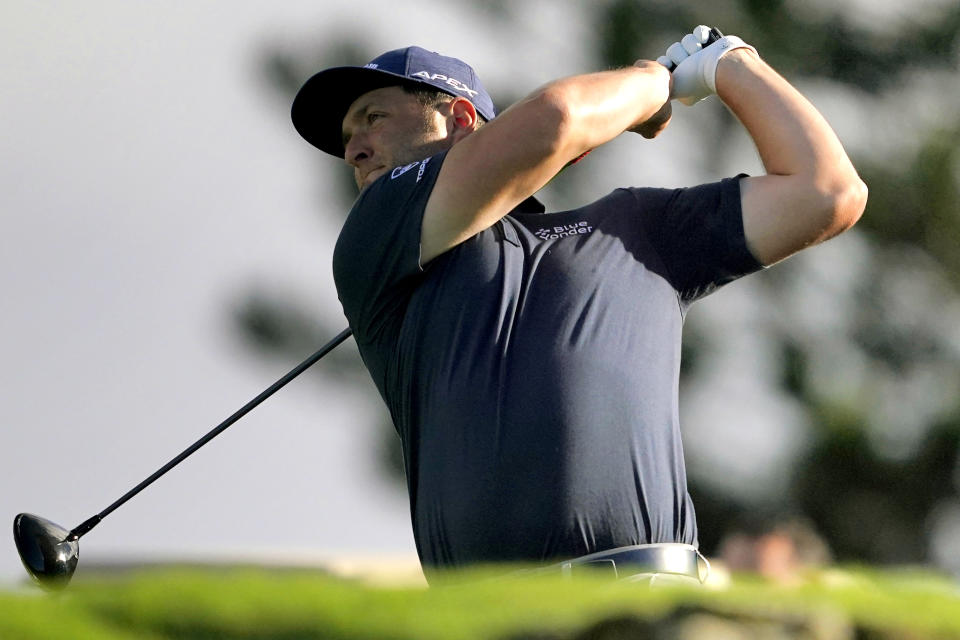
[[291, 66, 423, 158]]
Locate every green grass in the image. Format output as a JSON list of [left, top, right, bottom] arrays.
[[2, 565, 959, 639]]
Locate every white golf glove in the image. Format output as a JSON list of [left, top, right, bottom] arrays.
[[657, 26, 758, 105]]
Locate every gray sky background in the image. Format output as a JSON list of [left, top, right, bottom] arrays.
[[2, 0, 945, 588]]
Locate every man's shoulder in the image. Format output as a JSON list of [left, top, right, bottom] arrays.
[[333, 152, 452, 285], [515, 188, 641, 221]]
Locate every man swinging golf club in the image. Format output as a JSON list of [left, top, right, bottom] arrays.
[[290, 26, 867, 584]]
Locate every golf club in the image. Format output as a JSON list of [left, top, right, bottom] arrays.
[[13, 326, 353, 590]]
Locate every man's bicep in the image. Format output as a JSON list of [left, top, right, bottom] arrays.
[[636, 177, 761, 300], [739, 174, 841, 266]]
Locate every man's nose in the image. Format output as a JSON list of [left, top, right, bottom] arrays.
[[344, 132, 371, 166]]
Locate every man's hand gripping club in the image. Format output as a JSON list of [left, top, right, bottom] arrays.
[[658, 26, 758, 105]]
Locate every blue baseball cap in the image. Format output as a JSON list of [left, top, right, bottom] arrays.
[[291, 46, 497, 158]]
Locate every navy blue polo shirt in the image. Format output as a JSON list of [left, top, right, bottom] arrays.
[[333, 150, 762, 569]]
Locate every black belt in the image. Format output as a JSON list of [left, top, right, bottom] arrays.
[[539, 544, 709, 581]]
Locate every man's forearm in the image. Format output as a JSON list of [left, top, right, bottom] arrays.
[[716, 50, 859, 189], [536, 61, 672, 158], [714, 49, 867, 265]]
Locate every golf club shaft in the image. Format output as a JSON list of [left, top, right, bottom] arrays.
[[68, 327, 354, 540]]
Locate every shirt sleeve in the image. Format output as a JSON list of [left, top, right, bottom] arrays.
[[625, 175, 764, 302], [332, 152, 446, 344]]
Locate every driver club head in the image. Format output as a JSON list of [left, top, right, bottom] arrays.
[[9, 330, 353, 592], [13, 513, 79, 590]]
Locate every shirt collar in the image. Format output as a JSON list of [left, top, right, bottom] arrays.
[[513, 195, 546, 214]]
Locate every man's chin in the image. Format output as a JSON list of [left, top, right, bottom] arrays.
[[359, 168, 387, 190]]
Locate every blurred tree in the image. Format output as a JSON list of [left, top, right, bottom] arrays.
[[238, 36, 405, 478], [592, 0, 960, 564], [242, 0, 960, 569]]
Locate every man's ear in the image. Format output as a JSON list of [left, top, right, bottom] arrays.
[[448, 98, 479, 140]]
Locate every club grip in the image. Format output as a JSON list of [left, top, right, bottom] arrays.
[[660, 27, 725, 71]]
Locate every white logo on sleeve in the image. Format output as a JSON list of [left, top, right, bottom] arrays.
[[390, 157, 432, 182], [416, 157, 431, 182], [534, 220, 594, 240], [391, 161, 419, 179]]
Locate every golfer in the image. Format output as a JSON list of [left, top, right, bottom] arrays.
[[291, 27, 867, 583]]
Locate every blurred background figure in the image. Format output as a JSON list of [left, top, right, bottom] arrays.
[[718, 517, 833, 584]]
